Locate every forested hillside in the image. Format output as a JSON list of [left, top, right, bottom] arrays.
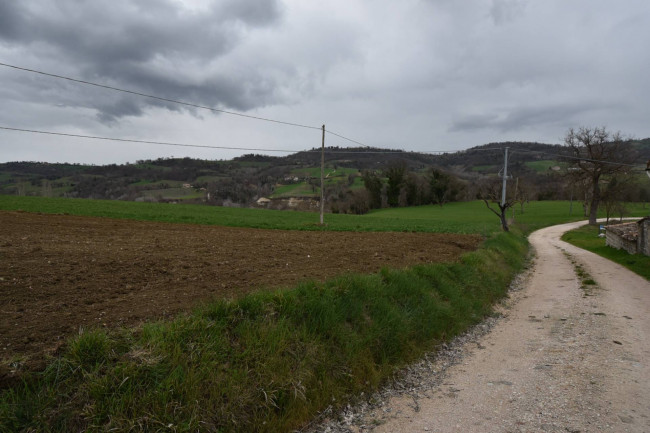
[[2, 139, 649, 213]]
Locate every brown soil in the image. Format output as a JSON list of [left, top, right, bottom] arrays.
[[0, 210, 481, 381]]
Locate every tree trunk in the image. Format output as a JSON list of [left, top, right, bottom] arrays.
[[482, 199, 510, 232], [499, 203, 509, 232], [589, 175, 601, 225], [500, 211, 509, 231]]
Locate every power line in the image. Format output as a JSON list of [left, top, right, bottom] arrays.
[[0, 125, 428, 155], [12, 124, 642, 167], [0, 126, 299, 153], [0, 62, 383, 149], [325, 129, 369, 147], [2, 63, 646, 166], [0, 62, 322, 131], [511, 148, 644, 169]]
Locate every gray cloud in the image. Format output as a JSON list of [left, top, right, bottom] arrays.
[[489, 0, 528, 25], [0, 0, 295, 121], [449, 102, 617, 134], [1, 0, 649, 164]]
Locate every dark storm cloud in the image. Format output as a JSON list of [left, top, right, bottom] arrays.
[[0, 0, 288, 121]]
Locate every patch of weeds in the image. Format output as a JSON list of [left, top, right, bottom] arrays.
[[563, 251, 600, 294]]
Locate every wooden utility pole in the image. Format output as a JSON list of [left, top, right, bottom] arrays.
[[320, 125, 325, 225]]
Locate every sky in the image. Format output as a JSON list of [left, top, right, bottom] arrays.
[[1, 0, 649, 164]]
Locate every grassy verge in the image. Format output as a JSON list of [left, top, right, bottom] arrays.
[[561, 224, 650, 280], [0, 230, 528, 432]]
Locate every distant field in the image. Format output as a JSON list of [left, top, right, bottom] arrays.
[[271, 182, 318, 198], [524, 160, 566, 173], [290, 166, 358, 178], [471, 164, 498, 173], [271, 167, 360, 198], [140, 187, 204, 200], [1, 195, 647, 235]]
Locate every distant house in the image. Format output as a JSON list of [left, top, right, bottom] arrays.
[[605, 217, 650, 256], [256, 197, 271, 206]]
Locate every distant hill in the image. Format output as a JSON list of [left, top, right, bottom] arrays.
[[2, 139, 648, 209]]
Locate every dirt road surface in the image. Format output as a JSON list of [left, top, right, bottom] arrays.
[[352, 221, 650, 432]]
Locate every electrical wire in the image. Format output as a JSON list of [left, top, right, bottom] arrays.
[[324, 129, 369, 147], [0, 126, 299, 153], [0, 125, 427, 155], [0, 62, 322, 131], [510, 147, 645, 169], [3, 63, 649, 167], [5, 64, 643, 166], [8, 123, 643, 170], [0, 63, 523, 155], [0, 62, 384, 149]]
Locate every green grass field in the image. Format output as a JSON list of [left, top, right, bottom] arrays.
[[524, 160, 567, 173], [561, 223, 650, 280], [270, 182, 319, 198], [1, 195, 647, 235], [271, 167, 359, 199], [471, 164, 498, 172], [140, 187, 204, 200]]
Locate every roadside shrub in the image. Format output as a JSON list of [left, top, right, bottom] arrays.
[[66, 329, 111, 369]]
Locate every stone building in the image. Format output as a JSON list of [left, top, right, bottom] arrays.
[[605, 217, 650, 256]]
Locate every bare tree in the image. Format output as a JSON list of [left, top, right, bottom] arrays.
[[564, 127, 636, 225], [479, 177, 516, 232], [601, 176, 632, 224]]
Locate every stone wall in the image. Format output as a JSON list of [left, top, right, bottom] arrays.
[[638, 217, 650, 256], [605, 222, 639, 255]]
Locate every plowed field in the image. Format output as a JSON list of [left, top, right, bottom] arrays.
[[0, 211, 481, 378]]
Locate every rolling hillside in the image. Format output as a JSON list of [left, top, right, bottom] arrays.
[[2, 139, 648, 209]]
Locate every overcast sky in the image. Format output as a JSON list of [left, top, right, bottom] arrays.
[[1, 0, 649, 164]]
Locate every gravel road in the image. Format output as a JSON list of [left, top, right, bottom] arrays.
[[312, 221, 650, 433]]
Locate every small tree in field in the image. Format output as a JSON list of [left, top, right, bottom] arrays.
[[478, 177, 516, 232]]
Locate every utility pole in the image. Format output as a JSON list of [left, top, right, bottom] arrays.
[[320, 125, 325, 225], [501, 147, 509, 206]]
